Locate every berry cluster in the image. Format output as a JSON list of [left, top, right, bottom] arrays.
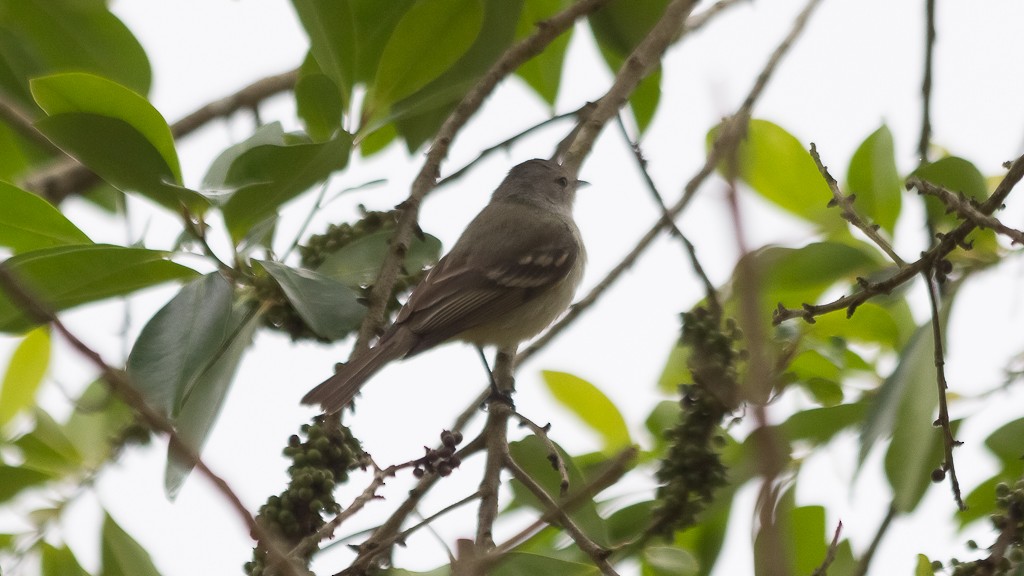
[[938, 480, 1024, 576], [412, 430, 464, 478], [245, 419, 363, 576], [256, 208, 428, 342], [649, 306, 742, 537]]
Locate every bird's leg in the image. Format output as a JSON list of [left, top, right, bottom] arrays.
[[476, 346, 514, 407]]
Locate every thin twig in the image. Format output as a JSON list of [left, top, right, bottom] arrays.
[[615, 113, 721, 316], [910, 178, 1024, 245], [513, 411, 569, 495], [18, 69, 298, 203], [436, 107, 585, 189], [811, 521, 844, 576], [810, 143, 907, 266], [681, 0, 748, 35], [0, 91, 60, 152], [918, 0, 936, 164], [561, 0, 699, 175], [503, 453, 617, 575], [923, 268, 965, 510], [854, 504, 896, 576], [0, 266, 302, 576], [520, 0, 825, 363], [774, 154, 1024, 325], [353, 0, 614, 353]]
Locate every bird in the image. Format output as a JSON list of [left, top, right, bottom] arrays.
[[302, 158, 586, 413]]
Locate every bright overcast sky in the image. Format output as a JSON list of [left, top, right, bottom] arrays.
[[4, 0, 1024, 575]]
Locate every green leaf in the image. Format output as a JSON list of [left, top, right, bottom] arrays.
[[541, 370, 631, 453], [101, 512, 162, 576], [846, 125, 902, 234], [369, 0, 484, 115], [657, 341, 692, 393], [754, 491, 827, 576], [0, 465, 53, 502], [219, 132, 353, 242], [959, 418, 1024, 527], [914, 554, 934, 576], [32, 73, 179, 182], [0, 326, 50, 425], [642, 546, 699, 576], [295, 72, 344, 142], [126, 273, 237, 416], [290, 0, 415, 98], [41, 542, 90, 576], [492, 553, 600, 576], [34, 113, 207, 213], [807, 300, 914, 351], [383, 0, 523, 151], [869, 311, 953, 512], [255, 260, 365, 340], [0, 0, 150, 105], [508, 436, 609, 547], [64, 380, 137, 468], [742, 241, 879, 323], [164, 301, 261, 497], [644, 400, 680, 454], [589, 0, 669, 132], [14, 410, 83, 475], [779, 402, 866, 445], [0, 182, 92, 252], [316, 229, 442, 287], [514, 0, 571, 106], [709, 119, 834, 227], [0, 245, 197, 333]]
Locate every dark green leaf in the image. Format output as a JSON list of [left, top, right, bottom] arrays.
[[508, 436, 609, 547], [0, 182, 92, 252], [386, 0, 523, 151], [912, 156, 999, 259], [0, 244, 198, 334], [202, 123, 288, 191], [126, 273, 236, 416], [846, 125, 901, 234], [164, 301, 261, 497], [369, 0, 484, 116], [709, 119, 834, 227], [514, 0, 571, 106], [492, 552, 600, 576], [101, 512, 162, 576], [41, 542, 90, 576], [219, 133, 353, 242], [255, 260, 365, 340], [0, 0, 150, 106], [606, 501, 655, 546], [541, 370, 631, 453], [295, 72, 344, 142], [0, 465, 53, 503], [32, 73, 178, 181], [316, 229, 442, 287], [34, 114, 207, 213], [0, 326, 50, 425], [290, 0, 414, 99]]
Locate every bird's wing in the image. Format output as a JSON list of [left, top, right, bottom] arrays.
[[394, 205, 579, 353]]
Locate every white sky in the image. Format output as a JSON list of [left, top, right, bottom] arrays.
[[4, 0, 1024, 575]]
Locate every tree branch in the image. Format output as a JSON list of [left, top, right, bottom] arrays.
[[560, 0, 699, 176], [911, 178, 1024, 245], [773, 153, 1024, 325], [0, 266, 302, 576], [520, 0, 825, 363], [353, 0, 613, 353]]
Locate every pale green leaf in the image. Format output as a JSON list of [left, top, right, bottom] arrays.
[[0, 326, 50, 425], [0, 182, 92, 252], [542, 371, 631, 453]]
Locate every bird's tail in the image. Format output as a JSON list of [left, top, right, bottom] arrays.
[[302, 328, 415, 413]]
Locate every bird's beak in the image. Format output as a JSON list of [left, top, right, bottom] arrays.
[[576, 179, 590, 189]]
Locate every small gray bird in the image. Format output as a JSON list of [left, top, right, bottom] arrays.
[[302, 158, 586, 413]]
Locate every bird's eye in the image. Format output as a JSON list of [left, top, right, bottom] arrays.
[[557, 177, 568, 188]]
